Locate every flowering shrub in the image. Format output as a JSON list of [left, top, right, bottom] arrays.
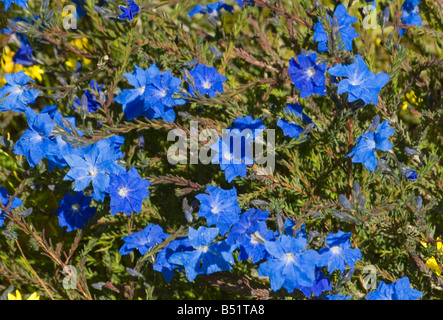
[[0, 0, 442, 300]]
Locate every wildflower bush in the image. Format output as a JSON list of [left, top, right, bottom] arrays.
[[0, 0, 442, 300]]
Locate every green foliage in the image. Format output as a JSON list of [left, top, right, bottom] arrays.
[[0, 0, 442, 300]]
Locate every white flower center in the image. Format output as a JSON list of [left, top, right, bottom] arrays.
[[284, 252, 295, 263], [158, 89, 167, 98], [305, 67, 315, 78], [118, 187, 129, 197], [71, 204, 80, 211], [88, 167, 98, 178], [199, 245, 209, 253], [202, 80, 212, 89], [364, 137, 376, 150], [211, 206, 220, 214], [331, 246, 342, 254], [13, 85, 24, 95], [138, 86, 146, 94], [223, 152, 233, 161]]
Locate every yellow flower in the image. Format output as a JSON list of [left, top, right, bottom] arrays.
[[420, 238, 443, 277], [7, 290, 40, 300], [1, 47, 23, 85], [402, 101, 408, 110], [426, 257, 442, 276], [66, 38, 92, 67], [376, 37, 382, 46], [405, 90, 423, 107], [1, 47, 45, 84], [1, 46, 23, 73], [23, 65, 45, 82]]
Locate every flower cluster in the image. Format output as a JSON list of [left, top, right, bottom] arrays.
[[117, 184, 422, 299]]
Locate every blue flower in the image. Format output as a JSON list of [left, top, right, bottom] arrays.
[[118, 0, 140, 21], [328, 55, 390, 105], [114, 64, 161, 120], [1, 0, 27, 11], [13, 107, 57, 167], [153, 237, 194, 282], [210, 116, 264, 183], [312, 4, 359, 53], [277, 103, 314, 139], [120, 223, 168, 255], [195, 185, 241, 235], [210, 133, 248, 183], [281, 218, 300, 237], [324, 294, 352, 300], [346, 119, 395, 172], [188, 1, 234, 19], [96, 136, 125, 161], [287, 53, 326, 98], [74, 80, 104, 113], [13, 43, 35, 66], [366, 277, 423, 300], [403, 167, 418, 181], [296, 269, 332, 298], [168, 226, 236, 282], [0, 71, 39, 112], [56, 192, 97, 232], [0, 187, 23, 227], [258, 233, 320, 293], [399, 0, 422, 36], [143, 71, 186, 122], [227, 208, 274, 263], [229, 116, 266, 134], [186, 63, 227, 98], [318, 230, 362, 275], [107, 167, 151, 216], [62, 141, 125, 202], [234, 0, 253, 7], [41, 105, 83, 171]]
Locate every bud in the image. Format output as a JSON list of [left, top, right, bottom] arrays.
[[92, 282, 106, 290], [339, 194, 352, 210], [276, 214, 285, 236], [353, 180, 360, 200], [80, 94, 89, 121], [182, 198, 194, 223], [331, 16, 340, 37], [416, 196, 423, 211], [405, 147, 420, 155], [182, 58, 198, 70], [250, 199, 269, 206], [210, 46, 223, 58], [358, 194, 367, 209], [382, 6, 390, 28], [137, 133, 145, 150], [17, 208, 33, 218], [73, 60, 82, 79], [126, 267, 145, 279], [183, 69, 195, 90], [367, 115, 380, 132]]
